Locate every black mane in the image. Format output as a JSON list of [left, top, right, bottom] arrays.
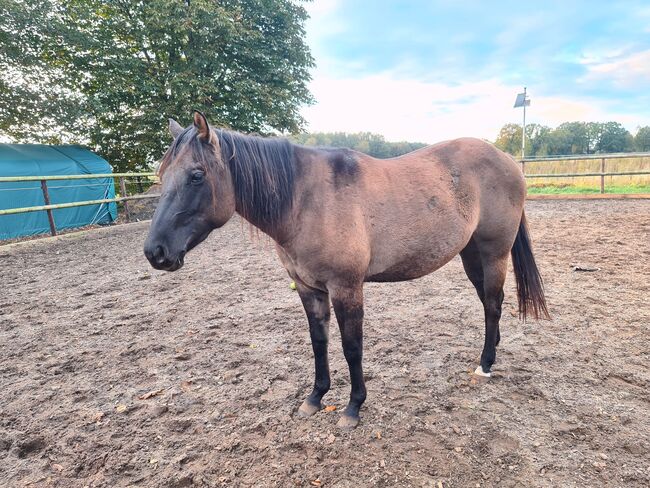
[[217, 130, 295, 227]]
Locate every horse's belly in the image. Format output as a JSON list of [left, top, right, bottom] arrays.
[[365, 259, 446, 282], [365, 237, 466, 282]]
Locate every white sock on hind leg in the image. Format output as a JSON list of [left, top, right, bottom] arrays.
[[474, 365, 491, 377]]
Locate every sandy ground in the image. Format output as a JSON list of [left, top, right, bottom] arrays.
[[0, 199, 649, 487]]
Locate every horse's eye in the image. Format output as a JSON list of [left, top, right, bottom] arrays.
[[190, 170, 205, 185]]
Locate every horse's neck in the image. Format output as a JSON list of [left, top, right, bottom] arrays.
[[234, 206, 291, 243], [226, 139, 298, 244]]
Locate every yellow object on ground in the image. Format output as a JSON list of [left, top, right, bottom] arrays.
[[289, 281, 297, 290]]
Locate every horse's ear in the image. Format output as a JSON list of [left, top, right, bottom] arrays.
[[193, 110, 213, 143], [169, 118, 183, 139]]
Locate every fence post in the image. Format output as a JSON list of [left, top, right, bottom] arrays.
[[40, 180, 57, 236], [119, 176, 131, 222], [600, 158, 605, 194]]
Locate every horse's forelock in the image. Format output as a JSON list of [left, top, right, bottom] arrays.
[[158, 126, 222, 180]]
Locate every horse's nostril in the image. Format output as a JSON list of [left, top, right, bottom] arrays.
[[154, 245, 166, 264]]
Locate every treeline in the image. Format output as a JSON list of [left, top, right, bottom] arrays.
[[495, 122, 650, 157], [291, 132, 428, 158], [292, 122, 650, 160]]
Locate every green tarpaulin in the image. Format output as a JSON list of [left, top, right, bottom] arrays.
[[0, 144, 118, 240]]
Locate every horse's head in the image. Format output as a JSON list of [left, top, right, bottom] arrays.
[[144, 111, 236, 271]]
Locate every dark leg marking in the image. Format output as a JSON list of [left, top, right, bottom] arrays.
[[296, 284, 331, 417], [331, 288, 366, 428], [460, 238, 485, 303], [462, 239, 504, 361], [477, 256, 508, 376]]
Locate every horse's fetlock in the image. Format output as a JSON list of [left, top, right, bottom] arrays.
[[315, 379, 330, 394], [351, 392, 366, 406]]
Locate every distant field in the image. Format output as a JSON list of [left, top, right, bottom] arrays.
[[523, 155, 650, 194]]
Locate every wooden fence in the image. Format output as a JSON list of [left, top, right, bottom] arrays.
[[2, 153, 650, 238], [521, 152, 650, 194], [0, 173, 159, 236]]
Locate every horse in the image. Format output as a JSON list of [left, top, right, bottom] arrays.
[[144, 111, 549, 429]]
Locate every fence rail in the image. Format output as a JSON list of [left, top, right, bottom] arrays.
[[520, 151, 650, 162], [0, 172, 156, 182], [0, 172, 159, 237], [0, 194, 160, 216], [2, 154, 650, 240], [524, 171, 650, 178], [520, 152, 650, 194]]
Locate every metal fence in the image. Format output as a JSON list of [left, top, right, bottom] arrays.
[[0, 173, 159, 236]]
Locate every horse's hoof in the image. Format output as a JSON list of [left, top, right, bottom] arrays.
[[473, 365, 492, 378], [297, 400, 321, 418], [337, 414, 360, 429]]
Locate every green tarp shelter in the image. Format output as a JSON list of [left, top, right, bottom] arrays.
[[0, 144, 118, 240]]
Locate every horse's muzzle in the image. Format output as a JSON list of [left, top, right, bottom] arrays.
[[144, 243, 185, 272]]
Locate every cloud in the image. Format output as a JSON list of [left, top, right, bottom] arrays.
[[304, 0, 345, 58], [305, 0, 340, 17], [300, 1, 650, 141], [580, 49, 650, 88], [302, 71, 650, 143]]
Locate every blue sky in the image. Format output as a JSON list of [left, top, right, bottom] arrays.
[[302, 0, 650, 142]]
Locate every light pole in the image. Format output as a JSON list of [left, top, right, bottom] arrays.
[[513, 87, 530, 159]]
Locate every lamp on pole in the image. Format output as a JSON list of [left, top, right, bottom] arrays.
[[513, 87, 530, 159]]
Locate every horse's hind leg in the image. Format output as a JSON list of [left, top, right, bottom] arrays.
[[475, 252, 508, 377], [460, 238, 485, 302], [460, 238, 499, 346], [295, 283, 332, 417]]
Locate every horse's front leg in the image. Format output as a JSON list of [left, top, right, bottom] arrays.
[[331, 285, 366, 429], [296, 283, 332, 417]]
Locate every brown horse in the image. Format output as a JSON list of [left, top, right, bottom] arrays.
[[144, 111, 549, 428]]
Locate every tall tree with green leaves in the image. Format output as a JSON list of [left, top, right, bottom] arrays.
[[494, 123, 522, 156], [593, 122, 634, 153], [0, 0, 314, 171], [635, 126, 650, 151], [525, 123, 552, 157]]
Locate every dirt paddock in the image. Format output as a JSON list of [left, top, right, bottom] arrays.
[[1, 200, 649, 487]]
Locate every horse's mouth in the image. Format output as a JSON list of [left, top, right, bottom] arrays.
[[169, 251, 186, 271], [154, 250, 185, 272]]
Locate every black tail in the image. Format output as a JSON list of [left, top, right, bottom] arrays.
[[511, 212, 550, 320]]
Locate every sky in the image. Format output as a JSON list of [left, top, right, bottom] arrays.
[[301, 0, 650, 143]]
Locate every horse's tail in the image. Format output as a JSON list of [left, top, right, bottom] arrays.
[[511, 211, 550, 320]]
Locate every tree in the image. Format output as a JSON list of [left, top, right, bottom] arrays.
[[525, 123, 552, 157], [495, 120, 638, 157], [553, 122, 590, 155], [635, 127, 650, 151], [494, 123, 522, 156], [291, 132, 428, 158], [0, 0, 314, 171], [597, 122, 633, 153]]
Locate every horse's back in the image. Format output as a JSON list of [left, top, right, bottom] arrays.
[[359, 138, 525, 280], [285, 139, 525, 286]]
